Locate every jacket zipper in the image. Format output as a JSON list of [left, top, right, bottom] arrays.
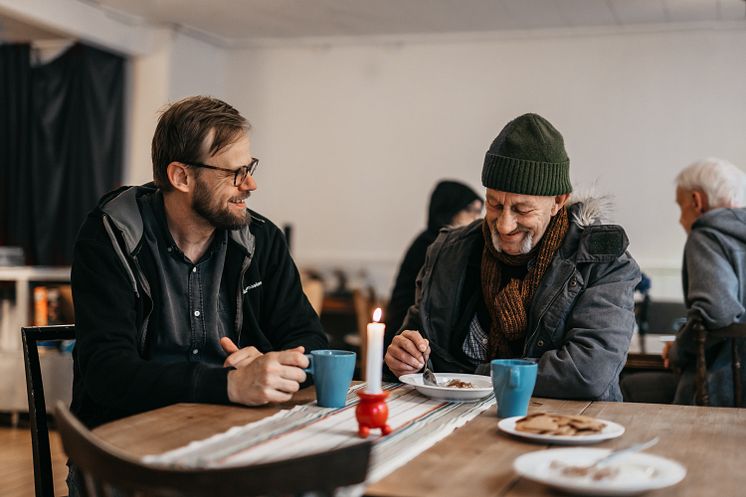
[[131, 255, 152, 355], [234, 257, 252, 345], [523, 267, 575, 357]]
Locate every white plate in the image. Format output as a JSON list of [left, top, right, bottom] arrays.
[[514, 447, 686, 496], [399, 373, 493, 402], [498, 416, 625, 445]]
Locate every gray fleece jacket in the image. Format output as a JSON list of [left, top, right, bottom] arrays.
[[670, 207, 746, 406], [398, 199, 641, 401]]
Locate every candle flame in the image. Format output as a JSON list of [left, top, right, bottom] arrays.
[[372, 307, 382, 322]]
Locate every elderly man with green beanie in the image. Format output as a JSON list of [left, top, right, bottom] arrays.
[[384, 113, 640, 401]]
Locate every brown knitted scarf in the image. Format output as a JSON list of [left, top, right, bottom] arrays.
[[480, 207, 569, 359]]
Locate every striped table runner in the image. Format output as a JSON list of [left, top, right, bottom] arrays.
[[143, 383, 495, 484]]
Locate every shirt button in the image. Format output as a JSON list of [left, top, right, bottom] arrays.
[[537, 339, 545, 347], [192, 349, 198, 355], [192, 267, 197, 273], [167, 247, 172, 253], [194, 310, 201, 317], [481, 338, 488, 344]]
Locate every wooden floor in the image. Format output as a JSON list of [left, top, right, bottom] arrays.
[[0, 426, 69, 497]]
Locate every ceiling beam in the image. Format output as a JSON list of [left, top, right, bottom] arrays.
[[0, 0, 170, 55]]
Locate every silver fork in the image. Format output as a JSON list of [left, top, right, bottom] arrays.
[[422, 357, 439, 386], [584, 436, 660, 469]]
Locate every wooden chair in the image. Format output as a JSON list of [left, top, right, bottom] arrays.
[[691, 314, 746, 407], [21, 324, 76, 497], [300, 274, 325, 316], [55, 401, 372, 497]]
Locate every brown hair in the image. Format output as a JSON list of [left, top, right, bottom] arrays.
[[151, 96, 251, 191]]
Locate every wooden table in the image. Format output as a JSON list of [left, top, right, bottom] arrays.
[[94, 391, 746, 497]]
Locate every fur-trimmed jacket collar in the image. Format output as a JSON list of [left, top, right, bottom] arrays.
[[568, 194, 615, 227]]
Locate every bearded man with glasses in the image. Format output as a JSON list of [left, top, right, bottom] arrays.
[[69, 96, 327, 445]]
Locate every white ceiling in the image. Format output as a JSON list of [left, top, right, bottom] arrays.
[[89, 0, 746, 44], [1, 0, 744, 45]]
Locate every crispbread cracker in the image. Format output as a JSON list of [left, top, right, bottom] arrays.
[[516, 414, 558, 433], [514, 413, 607, 436]]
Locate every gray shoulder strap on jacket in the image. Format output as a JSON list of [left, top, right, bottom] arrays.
[[102, 216, 139, 297], [100, 187, 144, 255]]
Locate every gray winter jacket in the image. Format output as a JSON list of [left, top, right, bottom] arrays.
[[670, 208, 746, 406], [399, 200, 640, 401]]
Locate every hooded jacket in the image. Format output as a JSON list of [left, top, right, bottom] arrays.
[[670, 207, 746, 405], [70, 184, 327, 427], [386, 181, 482, 335], [396, 198, 640, 401]]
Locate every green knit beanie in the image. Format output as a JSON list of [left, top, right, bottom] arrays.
[[482, 113, 572, 196]]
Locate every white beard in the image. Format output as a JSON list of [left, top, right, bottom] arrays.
[[490, 226, 534, 255]]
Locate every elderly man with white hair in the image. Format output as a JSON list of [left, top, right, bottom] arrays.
[[622, 157, 746, 405]]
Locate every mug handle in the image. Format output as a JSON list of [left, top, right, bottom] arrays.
[[509, 368, 520, 388], [303, 353, 314, 375]]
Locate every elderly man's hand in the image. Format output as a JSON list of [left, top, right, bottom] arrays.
[[227, 346, 308, 405], [661, 341, 674, 369], [220, 337, 263, 368], [385, 330, 431, 378]]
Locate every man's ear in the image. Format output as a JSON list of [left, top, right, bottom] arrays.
[[691, 190, 709, 214], [551, 193, 571, 215], [166, 162, 192, 193]]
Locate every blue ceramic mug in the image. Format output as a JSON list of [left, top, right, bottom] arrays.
[[490, 359, 538, 418], [304, 350, 356, 408]]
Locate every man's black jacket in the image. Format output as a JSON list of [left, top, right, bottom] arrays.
[[71, 184, 327, 427]]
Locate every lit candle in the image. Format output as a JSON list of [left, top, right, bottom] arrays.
[[365, 307, 385, 393]]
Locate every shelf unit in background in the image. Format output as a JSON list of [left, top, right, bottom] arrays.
[[0, 266, 70, 325], [0, 266, 72, 422]]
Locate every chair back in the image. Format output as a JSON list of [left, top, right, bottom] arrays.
[[301, 275, 325, 316], [55, 402, 371, 497], [692, 315, 746, 407], [21, 324, 76, 497]]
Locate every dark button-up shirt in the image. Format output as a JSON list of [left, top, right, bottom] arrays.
[[139, 192, 235, 366]]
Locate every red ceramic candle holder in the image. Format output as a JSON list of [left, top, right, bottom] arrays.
[[356, 390, 392, 438]]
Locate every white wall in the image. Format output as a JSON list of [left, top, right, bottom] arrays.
[[223, 26, 746, 299], [125, 31, 228, 185], [9, 1, 744, 301], [124, 42, 173, 185], [168, 31, 227, 101]]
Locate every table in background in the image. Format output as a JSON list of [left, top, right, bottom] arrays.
[[94, 388, 746, 497], [624, 332, 673, 371]]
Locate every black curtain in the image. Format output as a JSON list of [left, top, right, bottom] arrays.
[[0, 44, 33, 253], [0, 42, 125, 265]]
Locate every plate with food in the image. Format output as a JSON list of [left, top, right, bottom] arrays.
[[498, 413, 625, 445], [513, 447, 686, 496], [399, 373, 493, 402]]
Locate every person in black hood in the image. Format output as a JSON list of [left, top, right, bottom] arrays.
[[385, 180, 483, 337]]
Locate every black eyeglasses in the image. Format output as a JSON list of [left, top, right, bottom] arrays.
[[181, 157, 259, 186]]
